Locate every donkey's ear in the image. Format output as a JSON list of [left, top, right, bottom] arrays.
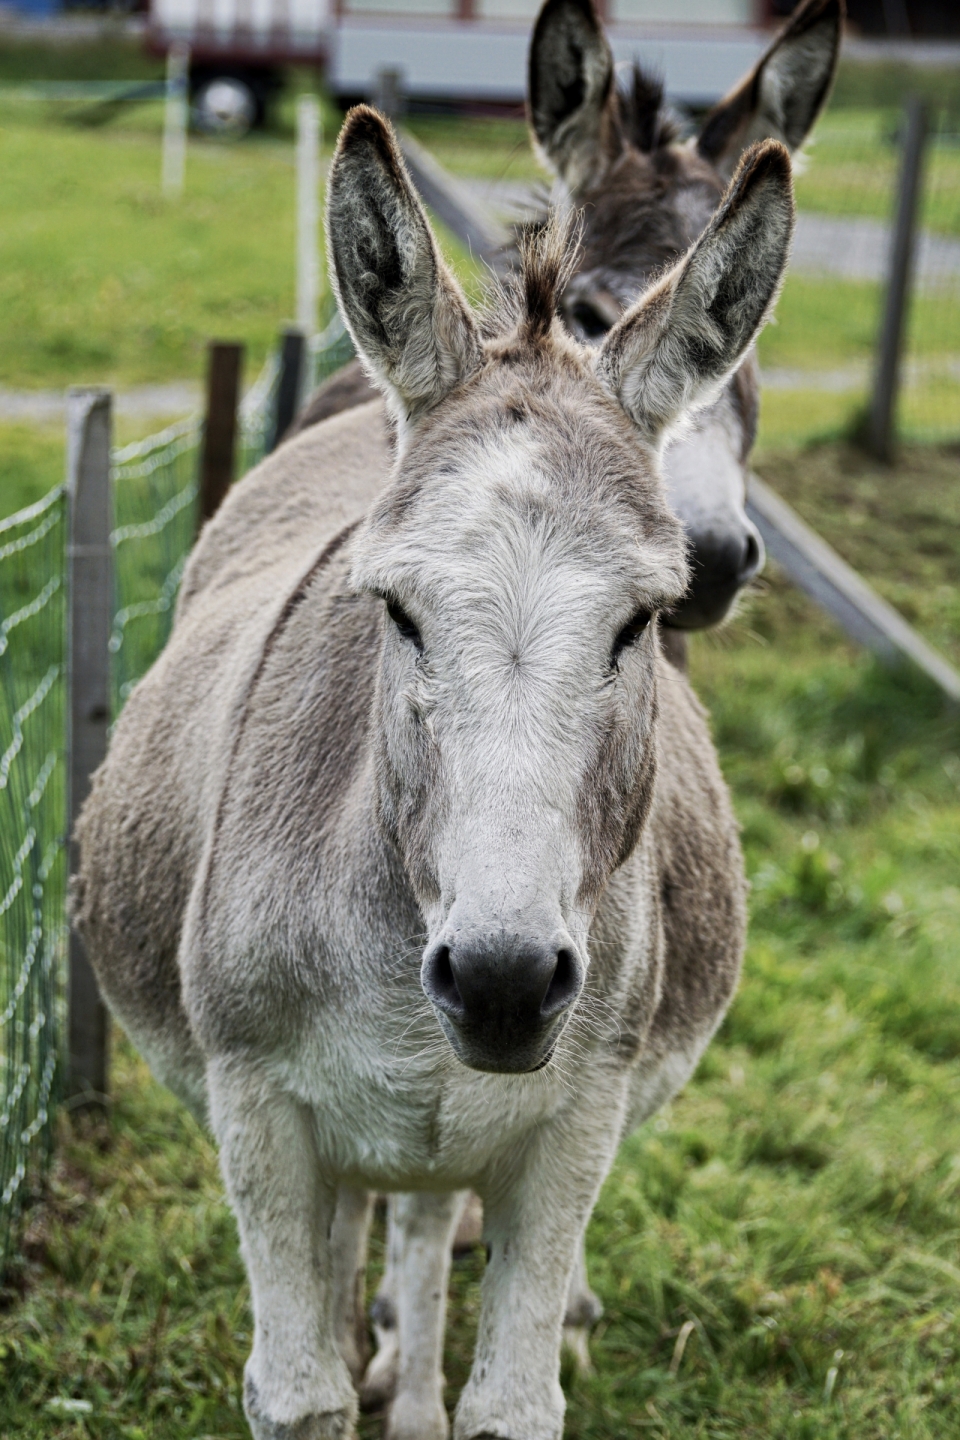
[[527, 0, 621, 196], [697, 0, 843, 179], [597, 141, 793, 446], [326, 106, 481, 429]]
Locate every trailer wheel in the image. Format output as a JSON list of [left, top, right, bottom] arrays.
[[192, 76, 258, 138]]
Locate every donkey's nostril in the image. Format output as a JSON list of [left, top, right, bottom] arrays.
[[421, 943, 464, 1019], [541, 948, 581, 1019], [738, 529, 763, 583]]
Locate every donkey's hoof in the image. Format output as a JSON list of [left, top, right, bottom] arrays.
[[386, 1391, 449, 1440], [358, 1336, 398, 1411], [245, 1376, 356, 1440], [246, 1412, 355, 1440], [562, 1322, 593, 1374]]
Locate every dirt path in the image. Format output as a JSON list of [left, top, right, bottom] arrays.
[[0, 381, 201, 424]]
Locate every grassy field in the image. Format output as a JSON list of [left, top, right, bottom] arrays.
[[2, 59, 960, 1440], [0, 96, 302, 390], [1, 89, 958, 452], [2, 450, 959, 1438]]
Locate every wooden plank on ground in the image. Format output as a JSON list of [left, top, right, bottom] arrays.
[[747, 473, 960, 704]]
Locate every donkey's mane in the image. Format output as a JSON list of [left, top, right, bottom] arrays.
[[616, 65, 682, 155], [483, 212, 582, 344]]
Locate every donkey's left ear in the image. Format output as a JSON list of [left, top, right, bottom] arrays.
[[527, 0, 621, 196], [697, 0, 843, 180], [326, 106, 481, 429], [597, 140, 794, 447]]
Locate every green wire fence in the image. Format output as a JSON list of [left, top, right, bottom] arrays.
[[0, 320, 354, 1276], [0, 487, 68, 1269]]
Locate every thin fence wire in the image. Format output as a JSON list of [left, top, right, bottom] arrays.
[[306, 308, 355, 396], [0, 486, 67, 1272], [110, 416, 201, 713]]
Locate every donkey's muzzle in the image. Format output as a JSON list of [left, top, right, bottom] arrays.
[[668, 524, 764, 630], [421, 929, 583, 1073]]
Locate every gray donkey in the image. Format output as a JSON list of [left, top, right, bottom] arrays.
[[299, 0, 842, 1399], [292, 0, 842, 646], [75, 107, 794, 1440]]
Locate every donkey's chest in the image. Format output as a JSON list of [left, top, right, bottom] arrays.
[[280, 1009, 568, 1189]]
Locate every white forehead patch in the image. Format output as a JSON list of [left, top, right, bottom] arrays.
[[353, 425, 689, 616]]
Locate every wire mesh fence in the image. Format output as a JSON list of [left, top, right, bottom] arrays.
[[237, 348, 282, 481], [307, 308, 355, 396], [758, 104, 960, 449], [0, 486, 68, 1269], [110, 416, 201, 714], [1, 320, 355, 1276], [110, 323, 353, 711]]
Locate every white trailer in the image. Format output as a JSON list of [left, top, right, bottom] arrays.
[[147, 0, 773, 129]]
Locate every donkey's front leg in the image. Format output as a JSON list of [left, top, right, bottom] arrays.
[[208, 1063, 357, 1440], [455, 1107, 622, 1440]]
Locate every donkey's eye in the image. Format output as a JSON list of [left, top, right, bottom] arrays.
[[611, 609, 654, 667], [386, 598, 423, 652], [568, 300, 611, 341]]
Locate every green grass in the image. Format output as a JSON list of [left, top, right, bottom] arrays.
[[0, 96, 313, 390], [1, 95, 957, 457], [794, 110, 960, 237], [0, 423, 64, 516], [406, 114, 543, 183], [2, 441, 960, 1438], [754, 274, 960, 449], [831, 59, 960, 120], [0, 33, 161, 85], [752, 443, 960, 669]]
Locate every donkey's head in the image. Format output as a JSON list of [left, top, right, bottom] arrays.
[[328, 108, 793, 1073], [529, 0, 842, 628]]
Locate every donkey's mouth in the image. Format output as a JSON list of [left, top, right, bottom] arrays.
[[434, 1011, 564, 1075]]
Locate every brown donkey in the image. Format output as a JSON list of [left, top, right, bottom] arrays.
[[75, 111, 793, 1439], [293, 0, 841, 643]]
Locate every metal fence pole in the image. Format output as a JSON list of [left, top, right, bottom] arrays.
[[866, 98, 928, 464], [296, 96, 321, 341], [162, 43, 190, 198], [271, 327, 305, 451], [199, 341, 244, 531], [66, 388, 112, 1107]]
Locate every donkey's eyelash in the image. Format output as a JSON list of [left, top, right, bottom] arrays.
[[385, 597, 424, 652], [610, 609, 655, 667]]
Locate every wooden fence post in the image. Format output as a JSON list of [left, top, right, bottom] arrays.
[[271, 327, 305, 452], [66, 388, 113, 1107], [198, 341, 244, 531], [866, 98, 928, 464]]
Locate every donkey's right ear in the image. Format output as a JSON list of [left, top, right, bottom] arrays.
[[326, 106, 481, 432], [597, 141, 794, 447], [697, 0, 843, 179], [527, 0, 621, 196]]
